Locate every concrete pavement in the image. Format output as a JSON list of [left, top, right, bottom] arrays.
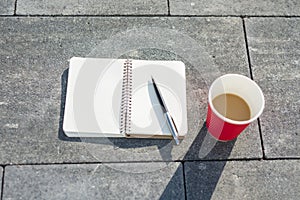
[[0, 0, 299, 199]]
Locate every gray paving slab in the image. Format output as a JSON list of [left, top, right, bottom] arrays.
[[0, 17, 261, 164], [185, 160, 300, 200], [170, 0, 300, 16], [0, 0, 15, 15], [245, 18, 300, 158], [17, 0, 168, 15], [3, 162, 183, 199]]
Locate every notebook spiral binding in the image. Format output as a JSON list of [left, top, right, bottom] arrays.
[[120, 59, 133, 135]]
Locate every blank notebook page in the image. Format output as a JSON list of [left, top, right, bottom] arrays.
[[64, 57, 125, 137], [129, 60, 187, 136]]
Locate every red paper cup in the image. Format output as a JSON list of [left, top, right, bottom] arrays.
[[206, 74, 265, 141]]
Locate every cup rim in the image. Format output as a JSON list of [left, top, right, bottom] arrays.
[[208, 74, 265, 125]]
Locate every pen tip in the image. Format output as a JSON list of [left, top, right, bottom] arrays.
[[151, 76, 155, 83]]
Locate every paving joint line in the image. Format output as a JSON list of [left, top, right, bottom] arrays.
[[0, 167, 4, 200], [181, 161, 188, 200], [263, 157, 300, 160], [257, 118, 267, 158], [13, 0, 17, 15], [167, 0, 170, 16], [184, 157, 300, 162], [0, 14, 300, 18], [0, 159, 261, 167], [183, 158, 263, 162], [242, 17, 253, 79], [242, 17, 267, 159], [1, 157, 299, 167]]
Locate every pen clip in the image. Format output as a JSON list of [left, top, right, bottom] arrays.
[[170, 116, 179, 133]]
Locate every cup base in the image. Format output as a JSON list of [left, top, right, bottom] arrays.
[[207, 129, 237, 142]]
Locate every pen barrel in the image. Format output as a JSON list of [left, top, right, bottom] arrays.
[[165, 112, 180, 145]]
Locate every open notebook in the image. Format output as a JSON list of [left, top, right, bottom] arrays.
[[63, 57, 187, 139]]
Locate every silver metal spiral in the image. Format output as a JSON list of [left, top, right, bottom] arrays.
[[120, 59, 133, 135]]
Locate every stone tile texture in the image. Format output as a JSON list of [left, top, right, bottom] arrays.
[[245, 18, 300, 158], [17, 0, 168, 15], [3, 162, 184, 199], [170, 0, 300, 16], [0, 17, 262, 164], [0, 1, 299, 199], [0, 0, 15, 15], [185, 160, 300, 200]]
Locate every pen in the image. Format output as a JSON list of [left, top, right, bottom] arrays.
[[151, 77, 180, 145]]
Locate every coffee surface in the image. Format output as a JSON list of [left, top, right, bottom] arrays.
[[212, 93, 251, 121]]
